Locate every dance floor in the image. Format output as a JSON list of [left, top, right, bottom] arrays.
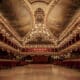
[[0, 64, 80, 80]]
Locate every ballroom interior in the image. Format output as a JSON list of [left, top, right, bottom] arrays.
[[0, 0, 80, 80]]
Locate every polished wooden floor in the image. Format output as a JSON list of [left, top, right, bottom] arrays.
[[0, 64, 80, 80]]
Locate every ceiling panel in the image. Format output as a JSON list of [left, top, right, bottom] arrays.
[[47, 0, 80, 37], [0, 0, 33, 37]]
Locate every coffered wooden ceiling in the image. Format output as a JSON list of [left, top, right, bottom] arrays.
[[0, 0, 80, 38]]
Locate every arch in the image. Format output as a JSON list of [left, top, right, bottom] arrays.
[[28, 0, 52, 4], [23, 0, 35, 27], [44, 0, 60, 24]]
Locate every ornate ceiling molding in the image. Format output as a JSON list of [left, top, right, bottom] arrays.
[[28, 0, 52, 4], [0, 0, 80, 51], [0, 14, 21, 41], [59, 11, 80, 41], [45, 0, 60, 24], [23, 0, 35, 25]]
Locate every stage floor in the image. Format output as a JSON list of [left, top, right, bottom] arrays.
[[0, 64, 80, 80]]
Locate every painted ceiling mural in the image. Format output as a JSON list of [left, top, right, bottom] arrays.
[[0, 0, 80, 44]]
